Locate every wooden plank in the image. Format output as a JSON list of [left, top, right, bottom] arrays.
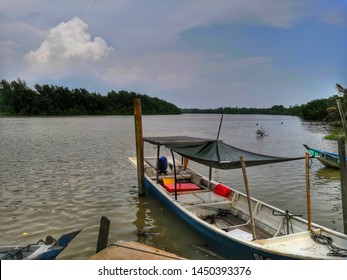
[[89, 241, 186, 260]]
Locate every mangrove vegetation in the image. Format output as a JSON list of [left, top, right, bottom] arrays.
[[0, 78, 346, 122], [0, 79, 181, 116]]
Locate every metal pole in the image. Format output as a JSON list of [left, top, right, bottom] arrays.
[[216, 112, 224, 140], [305, 152, 312, 231], [338, 137, 347, 234], [134, 98, 145, 197], [240, 156, 256, 240]]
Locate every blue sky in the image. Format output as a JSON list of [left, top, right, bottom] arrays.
[[0, 0, 346, 108]]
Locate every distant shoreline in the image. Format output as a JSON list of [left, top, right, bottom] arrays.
[[1, 79, 344, 121]]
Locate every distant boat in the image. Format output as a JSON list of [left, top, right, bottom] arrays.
[[256, 127, 269, 137], [130, 136, 347, 259], [303, 144, 345, 169], [0, 229, 81, 260]]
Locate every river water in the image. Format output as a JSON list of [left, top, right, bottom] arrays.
[[0, 114, 344, 259]]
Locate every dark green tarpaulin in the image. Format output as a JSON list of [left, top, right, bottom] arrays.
[[144, 136, 304, 170]]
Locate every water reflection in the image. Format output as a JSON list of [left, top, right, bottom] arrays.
[[131, 190, 225, 259], [315, 167, 340, 181]]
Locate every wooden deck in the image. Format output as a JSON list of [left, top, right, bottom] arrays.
[[89, 241, 186, 260]]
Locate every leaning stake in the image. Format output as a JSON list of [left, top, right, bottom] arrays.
[[134, 97, 145, 197], [305, 152, 312, 231]]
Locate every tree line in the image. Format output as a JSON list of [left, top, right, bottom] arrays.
[[183, 88, 346, 121], [0, 79, 181, 115], [1, 78, 346, 121]]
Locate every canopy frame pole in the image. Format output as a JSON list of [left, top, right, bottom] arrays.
[[240, 156, 256, 240], [156, 145, 160, 184], [170, 149, 178, 201]]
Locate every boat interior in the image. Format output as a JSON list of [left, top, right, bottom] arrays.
[[141, 156, 308, 242]]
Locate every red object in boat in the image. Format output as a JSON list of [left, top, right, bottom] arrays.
[[163, 182, 201, 193], [214, 183, 232, 197]]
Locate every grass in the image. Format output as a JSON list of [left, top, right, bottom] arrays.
[[325, 133, 343, 140]]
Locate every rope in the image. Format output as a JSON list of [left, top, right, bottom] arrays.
[[2, 236, 57, 260], [311, 230, 347, 257], [309, 157, 314, 168], [2, 245, 29, 260]]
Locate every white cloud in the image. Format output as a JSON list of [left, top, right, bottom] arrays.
[[24, 17, 114, 74]]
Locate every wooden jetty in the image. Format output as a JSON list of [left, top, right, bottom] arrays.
[[89, 240, 186, 260]]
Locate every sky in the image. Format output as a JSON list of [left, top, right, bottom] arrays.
[[0, 0, 346, 109]]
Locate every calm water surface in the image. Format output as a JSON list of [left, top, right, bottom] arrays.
[[0, 114, 343, 259]]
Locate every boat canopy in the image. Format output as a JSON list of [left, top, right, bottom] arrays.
[[144, 136, 304, 170]]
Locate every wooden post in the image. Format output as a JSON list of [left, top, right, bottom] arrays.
[[305, 152, 312, 231], [96, 216, 110, 253], [338, 137, 347, 234], [240, 156, 256, 240], [337, 100, 347, 140], [134, 98, 145, 197]]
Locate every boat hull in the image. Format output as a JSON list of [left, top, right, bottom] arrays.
[[129, 154, 347, 260], [304, 144, 342, 169], [0, 229, 81, 260], [144, 178, 293, 260]]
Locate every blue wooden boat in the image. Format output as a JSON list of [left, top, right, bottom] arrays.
[[130, 136, 347, 259], [303, 144, 344, 169], [0, 229, 81, 260]]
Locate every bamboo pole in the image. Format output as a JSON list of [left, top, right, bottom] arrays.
[[240, 156, 256, 240], [134, 98, 145, 197], [305, 152, 312, 231], [338, 137, 347, 234]]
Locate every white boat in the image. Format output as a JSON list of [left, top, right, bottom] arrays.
[[129, 136, 347, 260]]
